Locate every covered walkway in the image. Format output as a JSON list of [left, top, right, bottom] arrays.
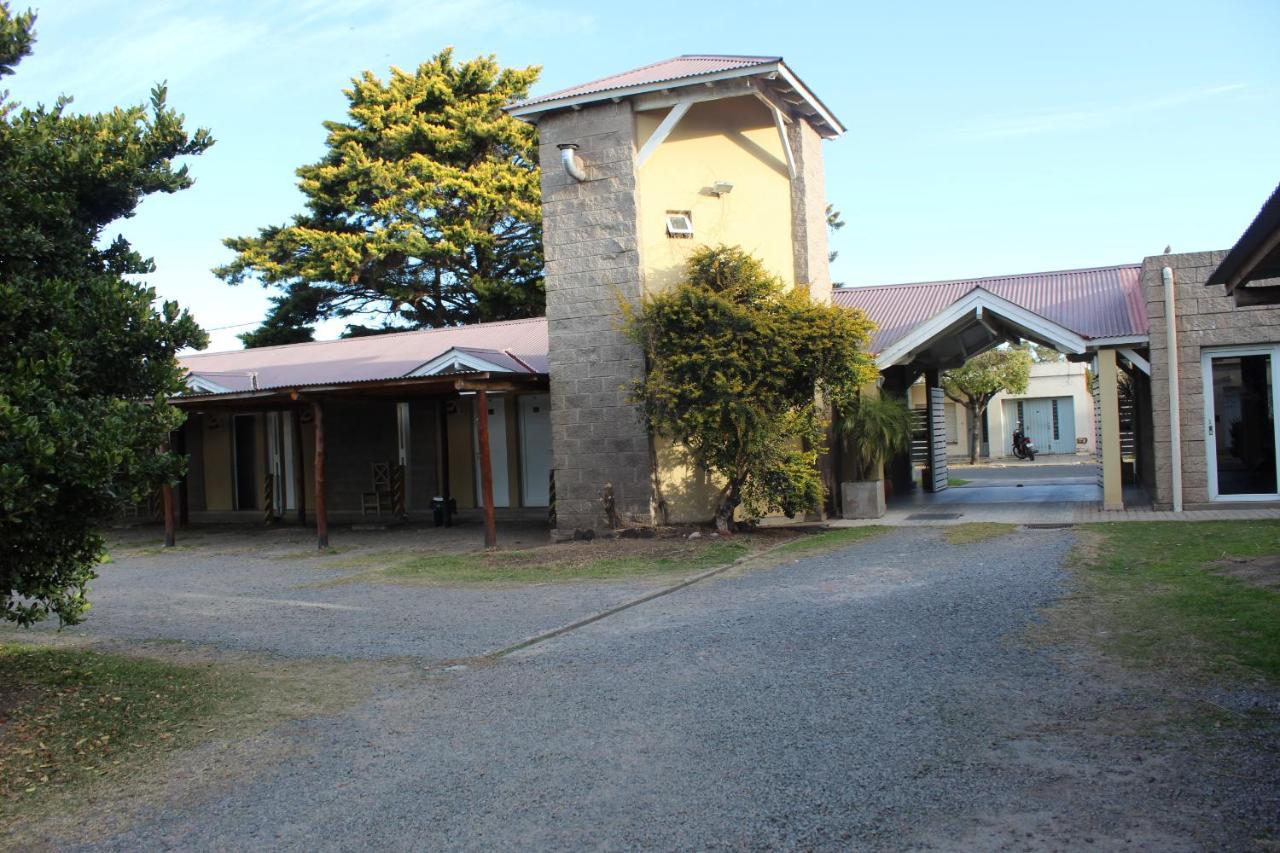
[[834, 265, 1153, 514]]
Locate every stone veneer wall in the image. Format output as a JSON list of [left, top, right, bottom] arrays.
[[787, 118, 831, 303], [537, 103, 654, 532], [1142, 250, 1280, 507]]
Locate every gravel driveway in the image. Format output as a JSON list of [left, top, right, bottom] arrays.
[[47, 526, 1276, 851]]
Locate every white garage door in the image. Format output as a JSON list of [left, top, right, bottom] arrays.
[[1004, 397, 1076, 455]]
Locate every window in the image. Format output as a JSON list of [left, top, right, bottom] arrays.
[[1051, 399, 1060, 440], [665, 211, 693, 238]]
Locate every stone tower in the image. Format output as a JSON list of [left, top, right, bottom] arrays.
[[508, 55, 843, 533]]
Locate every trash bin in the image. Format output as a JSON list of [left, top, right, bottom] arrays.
[[431, 496, 456, 527]]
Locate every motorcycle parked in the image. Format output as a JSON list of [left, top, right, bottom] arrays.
[[1011, 422, 1037, 461]]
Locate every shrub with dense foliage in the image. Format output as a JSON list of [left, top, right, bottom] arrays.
[[626, 246, 877, 531], [0, 5, 209, 625], [839, 393, 914, 480]]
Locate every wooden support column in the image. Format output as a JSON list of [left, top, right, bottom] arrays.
[[293, 408, 307, 526], [476, 389, 498, 550], [161, 437, 176, 548], [1097, 349, 1124, 511], [313, 400, 329, 549]]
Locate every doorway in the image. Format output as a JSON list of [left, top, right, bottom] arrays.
[[473, 396, 510, 507], [519, 394, 551, 506], [1202, 346, 1278, 500], [232, 414, 258, 510]]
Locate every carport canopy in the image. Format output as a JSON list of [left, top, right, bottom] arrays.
[[873, 286, 1088, 370]]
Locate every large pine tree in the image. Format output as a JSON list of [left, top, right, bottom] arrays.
[[217, 50, 544, 345]]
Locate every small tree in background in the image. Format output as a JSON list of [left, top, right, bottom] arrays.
[[941, 346, 1033, 464], [0, 4, 210, 625], [625, 246, 878, 531], [217, 50, 544, 345]]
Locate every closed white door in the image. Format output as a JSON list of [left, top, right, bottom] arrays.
[[1005, 397, 1075, 455], [519, 394, 552, 506], [473, 396, 510, 507]]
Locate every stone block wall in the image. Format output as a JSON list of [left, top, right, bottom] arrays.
[[1143, 250, 1280, 507], [787, 118, 831, 303], [537, 103, 654, 532]]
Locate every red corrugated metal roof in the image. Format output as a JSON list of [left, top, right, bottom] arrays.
[[832, 264, 1148, 354], [513, 55, 780, 108], [182, 264, 1148, 397], [181, 318, 548, 394]]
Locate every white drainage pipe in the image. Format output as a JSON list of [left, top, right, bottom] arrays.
[[557, 143, 587, 182], [1163, 265, 1183, 512]]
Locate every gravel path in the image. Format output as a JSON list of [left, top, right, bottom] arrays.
[[63, 526, 1279, 851], [24, 530, 679, 661]]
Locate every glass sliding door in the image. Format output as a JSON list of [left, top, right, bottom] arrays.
[[1203, 347, 1278, 500]]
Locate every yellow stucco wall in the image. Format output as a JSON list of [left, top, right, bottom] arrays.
[[635, 95, 798, 523], [635, 96, 794, 296]]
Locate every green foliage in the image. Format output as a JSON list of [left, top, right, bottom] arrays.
[[217, 49, 544, 343], [0, 4, 209, 626], [941, 345, 1033, 463], [838, 392, 913, 480], [625, 245, 878, 530]]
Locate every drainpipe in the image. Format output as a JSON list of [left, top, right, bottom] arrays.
[[557, 143, 587, 182], [1163, 266, 1183, 512]]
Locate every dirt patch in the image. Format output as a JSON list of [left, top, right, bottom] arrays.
[[1208, 553, 1280, 591]]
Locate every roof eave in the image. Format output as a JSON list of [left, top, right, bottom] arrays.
[[507, 59, 844, 138], [1208, 184, 1280, 293]]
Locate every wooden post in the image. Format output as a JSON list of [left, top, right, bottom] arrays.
[[293, 408, 306, 526], [313, 401, 329, 549], [161, 438, 176, 548], [476, 389, 497, 549]]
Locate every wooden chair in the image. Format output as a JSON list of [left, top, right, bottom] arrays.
[[361, 462, 393, 517]]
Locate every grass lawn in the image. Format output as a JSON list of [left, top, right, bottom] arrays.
[[383, 539, 751, 584], [947, 477, 971, 487], [1061, 521, 1280, 683], [0, 644, 248, 810], [943, 522, 1016, 545], [769, 526, 888, 558]]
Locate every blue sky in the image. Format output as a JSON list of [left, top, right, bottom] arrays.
[[12, 0, 1279, 350]]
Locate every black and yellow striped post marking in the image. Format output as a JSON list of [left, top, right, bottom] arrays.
[[262, 473, 275, 526], [392, 464, 406, 517], [548, 469, 557, 529]]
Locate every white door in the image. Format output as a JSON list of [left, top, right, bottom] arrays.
[[1005, 397, 1074, 455], [519, 394, 552, 506], [1202, 346, 1279, 501], [473, 396, 510, 507]]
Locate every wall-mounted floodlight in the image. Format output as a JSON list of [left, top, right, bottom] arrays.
[[710, 180, 734, 196]]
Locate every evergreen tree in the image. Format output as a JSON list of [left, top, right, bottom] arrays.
[[0, 4, 211, 625], [217, 50, 543, 344], [626, 246, 878, 531], [942, 345, 1033, 464]]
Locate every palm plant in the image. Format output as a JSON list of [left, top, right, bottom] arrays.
[[838, 393, 914, 481]]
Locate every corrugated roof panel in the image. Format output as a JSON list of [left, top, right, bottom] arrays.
[[832, 264, 1147, 353], [512, 55, 780, 108], [181, 318, 549, 393]]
